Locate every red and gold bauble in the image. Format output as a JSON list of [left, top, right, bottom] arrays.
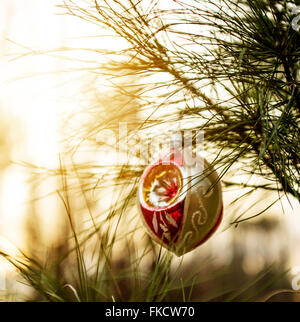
[[137, 149, 223, 256]]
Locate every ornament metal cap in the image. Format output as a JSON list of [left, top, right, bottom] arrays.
[[137, 148, 223, 256]]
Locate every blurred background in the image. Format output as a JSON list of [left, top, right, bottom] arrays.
[[0, 0, 299, 301]]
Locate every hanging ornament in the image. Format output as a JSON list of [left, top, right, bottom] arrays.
[[137, 148, 223, 256]]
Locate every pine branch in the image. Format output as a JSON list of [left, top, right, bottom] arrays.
[[63, 0, 300, 217]]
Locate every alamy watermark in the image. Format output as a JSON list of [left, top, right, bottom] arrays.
[[95, 122, 204, 167], [292, 6, 300, 31], [0, 272, 6, 292], [291, 266, 300, 291]]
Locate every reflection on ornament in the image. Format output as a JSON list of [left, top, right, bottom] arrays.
[[137, 149, 223, 256], [143, 163, 183, 208], [195, 177, 214, 198]]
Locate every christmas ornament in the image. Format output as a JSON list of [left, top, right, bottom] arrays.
[[137, 148, 223, 256]]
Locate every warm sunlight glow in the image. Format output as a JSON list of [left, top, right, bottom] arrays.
[[0, 0, 299, 302]]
